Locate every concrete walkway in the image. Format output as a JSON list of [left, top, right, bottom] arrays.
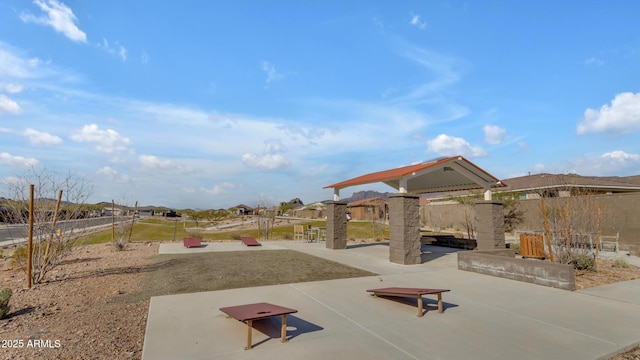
[[143, 241, 640, 360]]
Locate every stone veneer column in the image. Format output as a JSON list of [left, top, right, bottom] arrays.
[[475, 200, 505, 251], [326, 201, 347, 250], [388, 193, 421, 265]]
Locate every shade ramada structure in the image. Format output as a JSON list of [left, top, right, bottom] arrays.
[[322, 156, 508, 264], [324, 156, 506, 199], [325, 156, 505, 265]]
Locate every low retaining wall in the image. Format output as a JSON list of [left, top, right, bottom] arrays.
[[457, 251, 576, 291]]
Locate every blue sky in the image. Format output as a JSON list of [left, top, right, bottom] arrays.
[[1, 1, 639, 209]]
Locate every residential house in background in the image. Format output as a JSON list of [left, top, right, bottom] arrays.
[[234, 204, 255, 216], [290, 202, 326, 219], [347, 197, 388, 221], [498, 173, 640, 199]]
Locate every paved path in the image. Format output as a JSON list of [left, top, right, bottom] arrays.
[[143, 241, 640, 360]]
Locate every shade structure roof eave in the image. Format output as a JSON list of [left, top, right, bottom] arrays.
[[324, 156, 505, 195]]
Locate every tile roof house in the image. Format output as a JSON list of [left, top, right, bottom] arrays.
[[498, 173, 640, 199], [347, 197, 388, 221]]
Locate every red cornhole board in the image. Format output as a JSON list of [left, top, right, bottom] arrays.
[[240, 236, 261, 246], [220, 302, 297, 350], [183, 237, 201, 248]]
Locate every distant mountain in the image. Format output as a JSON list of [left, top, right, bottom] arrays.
[[339, 190, 391, 203]]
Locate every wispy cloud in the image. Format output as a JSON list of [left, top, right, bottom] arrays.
[[0, 43, 46, 79], [20, 0, 87, 43], [409, 13, 427, 30], [427, 134, 487, 157], [262, 61, 283, 84], [388, 43, 468, 122], [577, 92, 640, 134], [97, 38, 127, 62], [584, 57, 604, 66], [70, 124, 132, 153], [0, 83, 23, 93]]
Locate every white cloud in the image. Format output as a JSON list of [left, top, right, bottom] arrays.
[[242, 153, 290, 170], [1, 83, 23, 93], [22, 128, 63, 146], [262, 61, 283, 84], [577, 92, 640, 134], [201, 182, 234, 195], [0, 94, 21, 114], [70, 124, 131, 153], [542, 150, 640, 176], [139, 155, 174, 169], [483, 125, 506, 144], [409, 13, 427, 29], [572, 150, 640, 175], [426, 134, 487, 157], [97, 166, 117, 176], [96, 166, 131, 183], [20, 0, 87, 43], [141, 51, 149, 64], [241, 138, 291, 170], [0, 152, 39, 167]]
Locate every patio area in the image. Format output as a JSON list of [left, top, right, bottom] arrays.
[[142, 241, 640, 359]]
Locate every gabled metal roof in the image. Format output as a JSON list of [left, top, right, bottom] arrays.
[[324, 156, 505, 195]]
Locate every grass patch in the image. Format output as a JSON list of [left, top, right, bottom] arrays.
[[77, 218, 391, 245]]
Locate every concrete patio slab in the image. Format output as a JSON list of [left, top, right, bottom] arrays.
[[143, 242, 640, 360]]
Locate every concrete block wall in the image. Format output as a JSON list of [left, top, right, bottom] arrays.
[[388, 194, 421, 265], [457, 251, 576, 290], [423, 192, 640, 256], [326, 201, 347, 250], [475, 201, 505, 251]]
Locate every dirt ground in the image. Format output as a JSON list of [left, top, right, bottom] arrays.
[[0, 241, 639, 360]]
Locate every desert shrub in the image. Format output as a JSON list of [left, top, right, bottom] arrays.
[[612, 258, 629, 268], [282, 232, 292, 240], [572, 255, 596, 271], [0, 288, 12, 319], [229, 233, 241, 240], [510, 243, 521, 255]]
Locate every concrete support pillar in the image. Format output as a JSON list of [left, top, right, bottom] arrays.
[[326, 201, 348, 250], [388, 193, 422, 265], [475, 201, 505, 251]]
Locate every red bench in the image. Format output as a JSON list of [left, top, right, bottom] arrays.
[[183, 237, 202, 248], [367, 287, 450, 317]]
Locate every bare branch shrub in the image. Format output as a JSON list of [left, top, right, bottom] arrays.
[[111, 200, 137, 251], [539, 188, 613, 265], [3, 168, 94, 284]]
